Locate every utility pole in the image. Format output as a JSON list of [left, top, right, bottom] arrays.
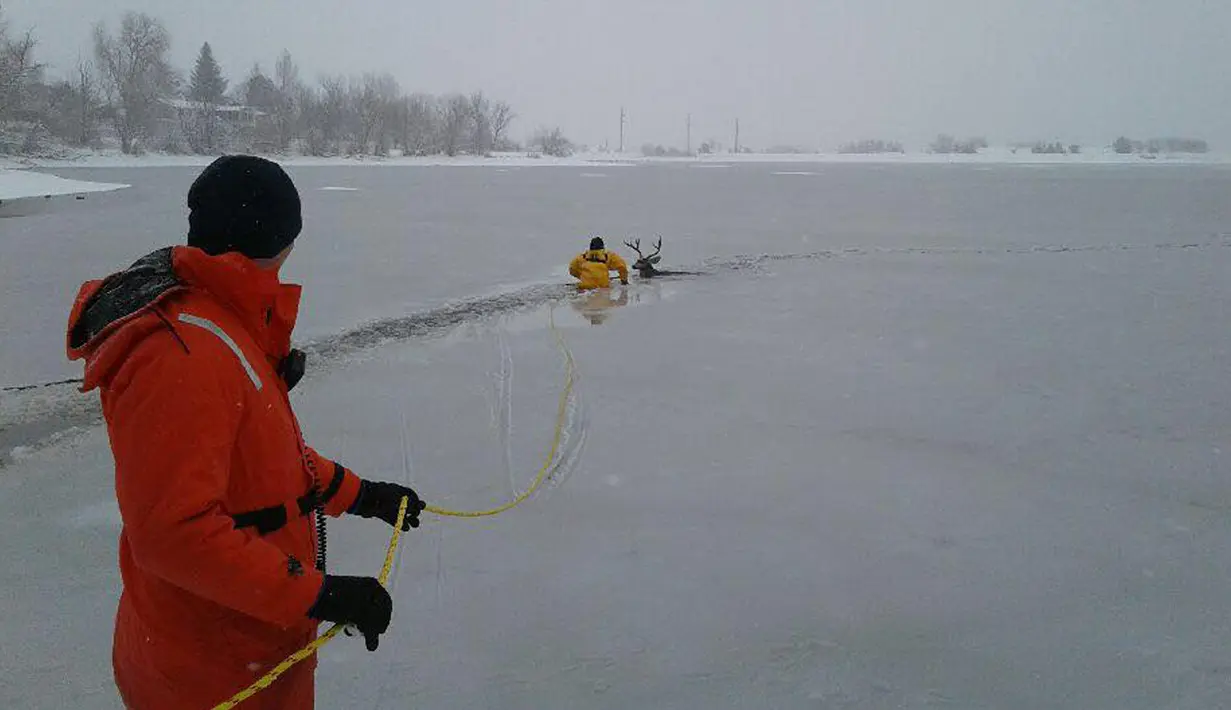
[[619, 106, 626, 154], [686, 113, 692, 156], [734, 118, 740, 154]]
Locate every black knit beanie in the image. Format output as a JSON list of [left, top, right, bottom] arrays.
[[187, 155, 302, 259], [589, 237, 605, 251]]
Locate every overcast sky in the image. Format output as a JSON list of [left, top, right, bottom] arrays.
[[6, 0, 1230, 150]]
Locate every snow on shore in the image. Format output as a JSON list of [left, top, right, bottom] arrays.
[[5, 147, 1228, 171], [0, 169, 129, 202]]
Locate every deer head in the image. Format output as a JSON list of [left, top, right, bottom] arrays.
[[622, 236, 663, 275]]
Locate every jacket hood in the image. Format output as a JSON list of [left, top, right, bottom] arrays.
[[66, 247, 184, 391], [66, 246, 302, 392]]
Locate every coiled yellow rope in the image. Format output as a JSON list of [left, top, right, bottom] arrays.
[[213, 309, 575, 709], [424, 309, 576, 519]]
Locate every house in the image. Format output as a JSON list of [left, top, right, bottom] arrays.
[[161, 99, 264, 129], [154, 99, 268, 152]]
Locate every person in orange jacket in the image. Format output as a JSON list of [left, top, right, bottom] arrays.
[[65, 155, 428, 710], [568, 236, 629, 290]]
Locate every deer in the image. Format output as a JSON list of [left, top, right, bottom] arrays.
[[622, 236, 695, 278]]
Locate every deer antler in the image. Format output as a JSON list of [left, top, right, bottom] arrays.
[[647, 236, 662, 260], [623, 238, 644, 258]]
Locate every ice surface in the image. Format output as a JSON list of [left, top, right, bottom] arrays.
[[7, 162, 1231, 390], [1, 164, 1230, 708]]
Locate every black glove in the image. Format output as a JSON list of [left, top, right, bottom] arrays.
[[307, 575, 392, 651], [277, 348, 307, 391], [349, 479, 427, 531]]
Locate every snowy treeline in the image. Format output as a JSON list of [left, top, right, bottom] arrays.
[[0, 8, 563, 158]]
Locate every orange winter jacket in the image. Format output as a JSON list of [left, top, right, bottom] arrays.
[[569, 249, 628, 290], [66, 246, 362, 710]]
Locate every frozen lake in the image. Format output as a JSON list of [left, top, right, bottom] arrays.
[[5, 161, 1231, 385], [1, 163, 1229, 708]]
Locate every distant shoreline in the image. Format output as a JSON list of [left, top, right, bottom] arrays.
[[3, 148, 1227, 171]]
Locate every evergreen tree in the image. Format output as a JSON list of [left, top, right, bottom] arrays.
[[187, 42, 228, 153], [189, 42, 226, 105], [243, 66, 276, 109]]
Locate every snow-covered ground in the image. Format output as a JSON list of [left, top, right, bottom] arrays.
[[3, 150, 641, 170], [0, 169, 129, 216], [5, 146, 1229, 171], [1, 164, 1229, 708], [648, 147, 1231, 166]]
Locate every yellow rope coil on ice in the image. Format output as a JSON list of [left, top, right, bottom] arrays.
[[213, 309, 575, 709], [425, 308, 577, 518]]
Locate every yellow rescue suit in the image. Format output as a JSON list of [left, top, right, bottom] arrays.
[[569, 249, 629, 290]]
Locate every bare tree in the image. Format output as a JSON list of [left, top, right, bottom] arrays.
[[490, 100, 516, 151], [273, 50, 300, 151], [399, 93, 437, 155], [373, 74, 401, 155], [76, 59, 102, 145], [297, 84, 325, 155], [440, 93, 471, 156], [93, 12, 176, 154], [0, 13, 42, 124], [42, 58, 102, 148], [0, 8, 56, 156], [65, 58, 101, 146], [317, 75, 349, 155], [349, 77, 373, 155], [531, 126, 574, 157], [378, 94, 401, 155], [467, 91, 492, 155], [351, 72, 398, 155]]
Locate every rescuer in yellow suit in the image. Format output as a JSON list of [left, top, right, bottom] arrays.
[[569, 237, 629, 290]]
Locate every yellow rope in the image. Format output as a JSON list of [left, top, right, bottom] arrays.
[[213, 309, 575, 709], [426, 309, 576, 518], [212, 496, 408, 710]]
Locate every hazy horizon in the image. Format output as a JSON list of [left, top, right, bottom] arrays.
[[6, 0, 1231, 151]]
